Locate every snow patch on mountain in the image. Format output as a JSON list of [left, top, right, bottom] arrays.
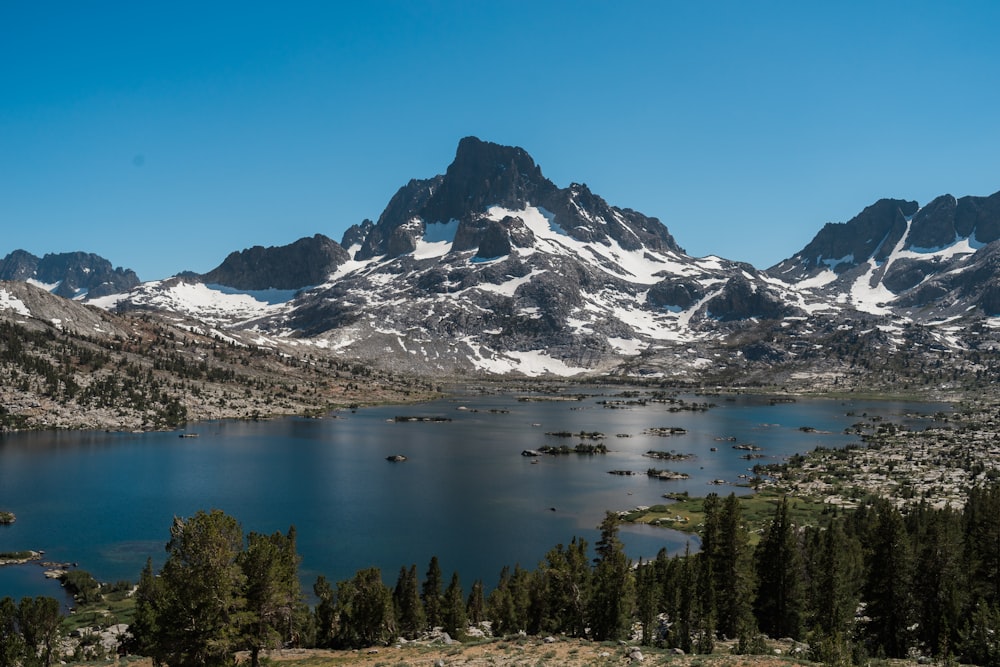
[[0, 288, 31, 317], [115, 280, 288, 325], [462, 341, 590, 376], [486, 205, 693, 283], [848, 261, 895, 315]]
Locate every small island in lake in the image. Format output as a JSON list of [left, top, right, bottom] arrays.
[[536, 443, 608, 455], [643, 449, 692, 461], [0, 550, 42, 566], [0, 511, 15, 525]]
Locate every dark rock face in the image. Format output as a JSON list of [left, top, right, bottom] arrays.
[[0, 250, 140, 298], [341, 219, 375, 251], [200, 234, 349, 290], [543, 184, 681, 253], [646, 277, 705, 310], [955, 191, 1000, 243], [0, 250, 38, 281], [355, 177, 442, 260], [907, 195, 958, 250], [354, 136, 683, 262], [475, 219, 514, 259], [705, 277, 794, 321], [882, 258, 938, 293], [769, 198, 918, 281], [767, 188, 1000, 318], [420, 137, 554, 224]]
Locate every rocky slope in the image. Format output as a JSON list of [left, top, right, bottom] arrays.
[[6, 137, 1000, 383], [0, 281, 434, 431], [767, 190, 1000, 318], [0, 250, 139, 299], [103, 137, 807, 377], [199, 233, 350, 290]]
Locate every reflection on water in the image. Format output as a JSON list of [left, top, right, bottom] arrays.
[[0, 389, 947, 600]]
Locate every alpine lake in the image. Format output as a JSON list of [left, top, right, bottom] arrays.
[[0, 386, 948, 604]]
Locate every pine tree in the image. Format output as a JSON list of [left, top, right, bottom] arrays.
[[635, 558, 660, 645], [911, 505, 965, 658], [697, 493, 721, 632], [392, 565, 426, 639], [442, 572, 467, 639], [864, 500, 914, 658], [715, 494, 754, 641], [486, 566, 518, 635], [239, 527, 301, 667], [16, 597, 60, 667], [509, 565, 532, 632], [674, 545, 698, 653], [753, 497, 805, 640], [0, 597, 25, 667], [807, 518, 861, 640], [312, 576, 337, 648], [540, 538, 590, 637], [155, 510, 247, 667], [421, 556, 444, 630], [525, 568, 550, 635], [588, 512, 634, 641], [963, 482, 1000, 607], [466, 580, 485, 626], [334, 568, 395, 648], [129, 558, 164, 660]]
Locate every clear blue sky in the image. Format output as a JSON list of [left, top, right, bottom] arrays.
[[3, 1, 999, 281]]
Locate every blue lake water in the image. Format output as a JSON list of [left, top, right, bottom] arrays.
[[0, 388, 947, 603]]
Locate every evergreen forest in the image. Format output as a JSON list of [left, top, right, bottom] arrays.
[[6, 486, 1000, 666]]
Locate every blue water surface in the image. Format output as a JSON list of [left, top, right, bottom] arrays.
[[0, 389, 946, 601]]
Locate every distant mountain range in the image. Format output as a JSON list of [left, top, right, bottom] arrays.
[[4, 136, 1000, 381]]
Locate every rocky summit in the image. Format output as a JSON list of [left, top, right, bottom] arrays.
[[0, 250, 139, 299], [5, 137, 1000, 383]]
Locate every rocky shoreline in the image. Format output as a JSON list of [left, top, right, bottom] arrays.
[[0, 549, 42, 567]]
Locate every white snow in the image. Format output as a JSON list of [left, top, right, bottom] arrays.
[[423, 219, 459, 244], [796, 269, 839, 289], [87, 292, 129, 309], [461, 338, 590, 377], [205, 284, 302, 305], [848, 260, 894, 314], [485, 205, 695, 283], [0, 288, 31, 317], [106, 280, 287, 324], [412, 239, 452, 260], [26, 278, 59, 292], [901, 235, 980, 261], [468, 270, 546, 297], [607, 336, 644, 356], [820, 254, 854, 270]]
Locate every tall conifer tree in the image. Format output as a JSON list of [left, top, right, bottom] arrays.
[[422, 556, 444, 630], [753, 497, 804, 639], [589, 512, 634, 641], [393, 564, 426, 639]]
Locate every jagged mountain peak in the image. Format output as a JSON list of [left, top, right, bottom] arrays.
[[436, 136, 550, 208], [82, 135, 1000, 378], [767, 188, 1000, 319], [0, 249, 140, 299], [199, 234, 350, 291], [355, 137, 681, 262]]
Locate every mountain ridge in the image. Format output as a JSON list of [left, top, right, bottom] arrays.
[[4, 137, 1000, 380]]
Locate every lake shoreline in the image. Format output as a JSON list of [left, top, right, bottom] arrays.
[[0, 388, 951, 602]]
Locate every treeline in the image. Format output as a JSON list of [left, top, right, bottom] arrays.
[[10, 485, 1000, 666], [129, 487, 1000, 666], [0, 596, 61, 667]]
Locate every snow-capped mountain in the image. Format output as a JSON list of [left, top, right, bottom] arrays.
[[117, 137, 801, 375], [0, 250, 139, 300], [768, 191, 1000, 318], [7, 137, 1000, 379]]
